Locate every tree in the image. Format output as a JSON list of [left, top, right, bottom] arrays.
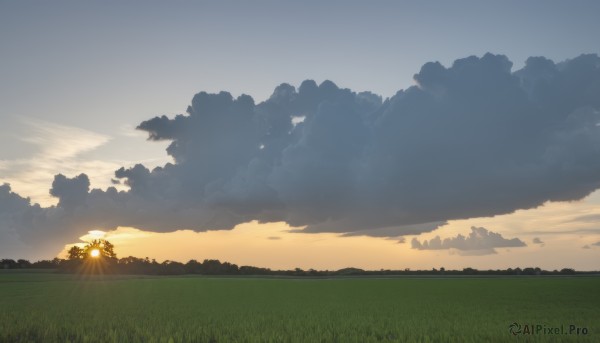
[[82, 239, 117, 259], [102, 240, 116, 258], [1, 259, 16, 269], [560, 268, 575, 275], [67, 246, 84, 260], [17, 259, 31, 268]]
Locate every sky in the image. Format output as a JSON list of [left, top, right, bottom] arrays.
[[1, 0, 600, 270]]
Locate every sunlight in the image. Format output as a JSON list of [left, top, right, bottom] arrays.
[[90, 249, 100, 258]]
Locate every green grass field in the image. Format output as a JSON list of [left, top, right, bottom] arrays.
[[1, 271, 598, 342]]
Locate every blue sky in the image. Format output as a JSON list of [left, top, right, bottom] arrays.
[[1, 1, 600, 268]]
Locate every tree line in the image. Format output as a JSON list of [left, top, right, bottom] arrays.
[[1, 257, 592, 276], [1, 239, 595, 276]]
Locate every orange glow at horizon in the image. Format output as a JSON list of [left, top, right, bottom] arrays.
[[57, 193, 600, 271], [58, 220, 600, 271]]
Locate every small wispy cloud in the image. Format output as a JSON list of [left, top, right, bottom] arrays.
[[19, 117, 111, 160], [532, 237, 545, 247]]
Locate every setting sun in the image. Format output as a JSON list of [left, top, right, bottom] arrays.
[[90, 249, 100, 258]]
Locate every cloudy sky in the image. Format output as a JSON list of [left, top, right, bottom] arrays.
[[1, 1, 600, 270]]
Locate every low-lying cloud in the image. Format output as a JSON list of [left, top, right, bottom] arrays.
[[411, 227, 527, 255], [2, 53, 600, 257]]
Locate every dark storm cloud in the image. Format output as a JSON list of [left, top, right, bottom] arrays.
[[2, 53, 600, 255], [411, 227, 527, 255]]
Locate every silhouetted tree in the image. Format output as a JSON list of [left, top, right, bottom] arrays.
[[67, 246, 85, 260], [462, 267, 477, 275], [31, 259, 61, 269], [83, 239, 117, 259], [1, 259, 16, 269], [560, 268, 575, 275], [185, 259, 202, 274], [17, 259, 31, 268], [523, 267, 536, 275]]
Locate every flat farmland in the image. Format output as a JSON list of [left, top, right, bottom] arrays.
[[1, 271, 598, 342]]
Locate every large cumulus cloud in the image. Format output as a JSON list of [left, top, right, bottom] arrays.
[[2, 53, 600, 256]]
